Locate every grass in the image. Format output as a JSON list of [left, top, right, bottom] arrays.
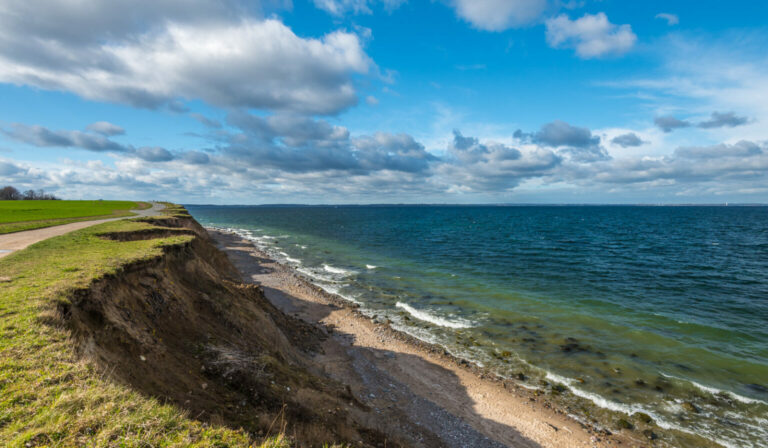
[[0, 200, 146, 234], [0, 210, 255, 447]]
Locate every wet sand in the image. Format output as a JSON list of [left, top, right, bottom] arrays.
[[210, 229, 643, 448]]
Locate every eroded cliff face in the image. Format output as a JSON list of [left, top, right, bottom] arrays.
[[54, 215, 387, 447]]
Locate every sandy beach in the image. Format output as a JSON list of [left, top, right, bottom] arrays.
[[209, 229, 644, 448]]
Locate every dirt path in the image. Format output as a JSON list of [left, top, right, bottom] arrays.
[[210, 230, 638, 448], [0, 202, 164, 259]]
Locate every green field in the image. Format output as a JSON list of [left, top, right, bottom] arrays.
[[0, 200, 146, 234]]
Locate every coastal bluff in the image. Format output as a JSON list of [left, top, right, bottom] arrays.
[[42, 209, 393, 446]]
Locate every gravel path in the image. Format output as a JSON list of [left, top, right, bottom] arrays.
[[0, 202, 164, 259]]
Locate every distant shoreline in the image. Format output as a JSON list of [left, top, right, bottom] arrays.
[[187, 202, 768, 208]]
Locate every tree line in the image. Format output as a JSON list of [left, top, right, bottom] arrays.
[[0, 185, 59, 200]]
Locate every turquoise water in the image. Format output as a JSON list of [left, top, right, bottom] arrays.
[[187, 205, 768, 447]]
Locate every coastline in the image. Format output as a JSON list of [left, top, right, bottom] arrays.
[[208, 228, 643, 448]]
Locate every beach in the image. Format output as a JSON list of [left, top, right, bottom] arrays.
[[209, 228, 643, 448]]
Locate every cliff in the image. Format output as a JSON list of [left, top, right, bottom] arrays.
[[0, 206, 387, 447]]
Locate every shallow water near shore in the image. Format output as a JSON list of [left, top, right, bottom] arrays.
[[188, 204, 768, 448]]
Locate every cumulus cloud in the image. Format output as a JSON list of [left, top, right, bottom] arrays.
[[136, 147, 174, 162], [611, 132, 646, 147], [654, 115, 690, 132], [434, 130, 560, 192], [450, 0, 549, 31], [222, 111, 436, 175], [189, 113, 222, 129], [532, 120, 600, 148], [2, 123, 131, 153], [545, 13, 636, 58], [0, 160, 27, 176], [655, 13, 679, 26], [0, 122, 199, 164], [181, 151, 211, 165], [514, 121, 608, 162], [312, 0, 405, 15], [6, 127, 768, 202], [674, 140, 763, 159], [0, 2, 372, 114], [698, 111, 749, 129], [86, 121, 125, 136]]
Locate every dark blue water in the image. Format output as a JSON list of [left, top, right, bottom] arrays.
[[187, 205, 768, 447]]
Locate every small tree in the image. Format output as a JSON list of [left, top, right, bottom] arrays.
[[0, 186, 21, 200]]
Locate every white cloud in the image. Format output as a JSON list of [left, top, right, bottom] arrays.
[[312, 0, 405, 15], [86, 122, 125, 136], [0, 3, 372, 114], [545, 13, 636, 58], [655, 13, 679, 26], [604, 32, 768, 143], [450, 0, 549, 31]]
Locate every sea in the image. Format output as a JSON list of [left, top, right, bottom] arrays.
[[186, 204, 768, 448]]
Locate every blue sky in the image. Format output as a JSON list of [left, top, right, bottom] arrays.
[[0, 0, 767, 203]]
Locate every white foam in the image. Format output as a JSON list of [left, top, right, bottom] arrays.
[[296, 268, 337, 283], [316, 283, 361, 305], [323, 264, 356, 276], [285, 256, 301, 264], [395, 302, 473, 329], [661, 373, 768, 405], [543, 371, 751, 448], [366, 264, 378, 270]]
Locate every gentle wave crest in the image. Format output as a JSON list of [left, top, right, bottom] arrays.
[[323, 264, 356, 276], [395, 302, 473, 329]]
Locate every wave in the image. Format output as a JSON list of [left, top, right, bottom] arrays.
[[296, 267, 337, 283], [315, 283, 361, 305], [277, 251, 301, 263], [395, 302, 473, 329], [660, 373, 768, 405], [366, 264, 378, 270], [323, 264, 356, 276], [544, 371, 751, 448]]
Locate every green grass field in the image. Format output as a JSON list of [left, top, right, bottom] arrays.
[[0, 200, 146, 234]]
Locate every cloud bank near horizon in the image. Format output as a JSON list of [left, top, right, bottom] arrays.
[[0, 0, 765, 203]]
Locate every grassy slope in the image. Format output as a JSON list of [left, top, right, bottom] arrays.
[[0, 209, 264, 447], [0, 200, 147, 234]]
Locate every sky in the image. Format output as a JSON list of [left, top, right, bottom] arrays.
[[0, 0, 767, 204]]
